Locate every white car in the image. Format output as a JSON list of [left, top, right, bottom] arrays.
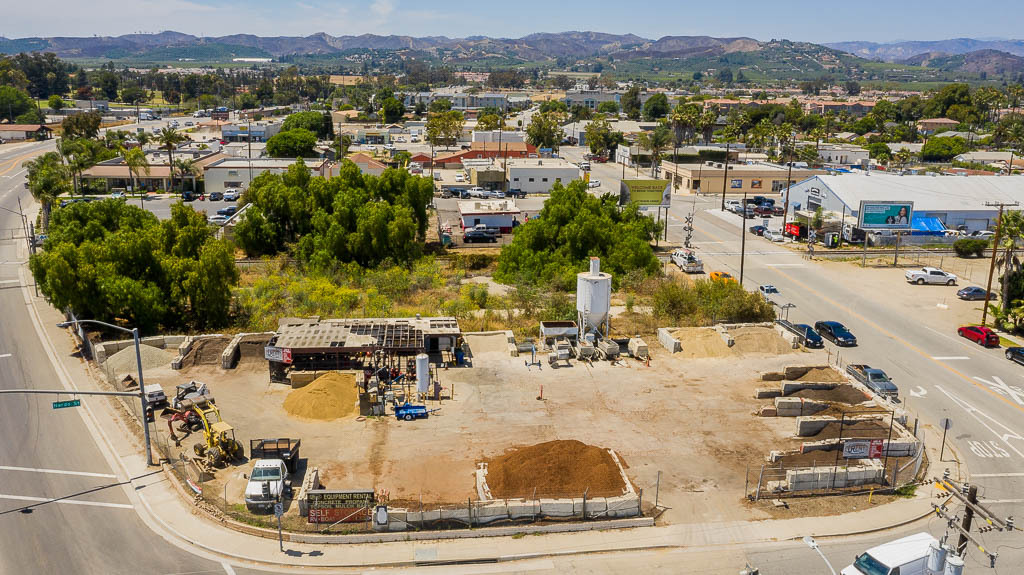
[[207, 215, 228, 226], [223, 189, 240, 201], [905, 267, 957, 285], [588, 179, 601, 188], [455, 174, 465, 183], [763, 229, 785, 242]]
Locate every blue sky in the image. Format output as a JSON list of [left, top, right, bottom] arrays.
[[3, 0, 1020, 42]]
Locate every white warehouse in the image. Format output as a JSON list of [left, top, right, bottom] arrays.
[[506, 158, 581, 194], [203, 158, 335, 194], [785, 172, 1024, 232]]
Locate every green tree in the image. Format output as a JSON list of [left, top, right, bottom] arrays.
[[597, 101, 619, 115], [429, 98, 452, 113], [526, 111, 565, 152], [996, 210, 1024, 313], [122, 146, 150, 198], [22, 151, 70, 230], [61, 112, 101, 139], [425, 110, 465, 151], [47, 94, 66, 111], [156, 127, 188, 191], [621, 86, 642, 120], [120, 85, 147, 105], [921, 136, 968, 162], [867, 142, 892, 163], [173, 158, 199, 192], [380, 97, 405, 123], [477, 113, 504, 131], [266, 128, 318, 158], [642, 93, 670, 120], [539, 100, 568, 114], [280, 111, 334, 139], [0, 86, 34, 122], [584, 114, 614, 156]]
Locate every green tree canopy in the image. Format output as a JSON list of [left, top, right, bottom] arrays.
[[266, 128, 318, 158], [280, 111, 334, 139], [494, 180, 660, 289], [29, 200, 238, 332], [61, 112, 101, 139], [381, 97, 405, 123], [642, 93, 670, 120], [526, 111, 565, 151], [921, 136, 968, 161], [0, 86, 34, 122], [428, 98, 452, 113], [597, 101, 619, 115], [621, 86, 642, 120]]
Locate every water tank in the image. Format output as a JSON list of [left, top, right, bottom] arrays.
[[942, 554, 964, 575], [576, 257, 612, 336], [926, 541, 946, 573], [415, 353, 430, 394]]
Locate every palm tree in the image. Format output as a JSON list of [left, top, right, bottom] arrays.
[[894, 148, 913, 171], [23, 152, 71, 231], [637, 125, 672, 178], [698, 104, 719, 145], [136, 131, 152, 146], [173, 158, 198, 192], [669, 103, 700, 161], [1005, 121, 1024, 175], [122, 146, 150, 206], [996, 210, 1024, 314], [156, 127, 188, 192]]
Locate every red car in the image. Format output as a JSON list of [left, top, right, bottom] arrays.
[[958, 326, 1000, 347]]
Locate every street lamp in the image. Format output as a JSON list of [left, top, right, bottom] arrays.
[[802, 536, 837, 575], [56, 318, 154, 466]]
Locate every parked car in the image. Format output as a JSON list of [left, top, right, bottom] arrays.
[[110, 191, 126, 200], [958, 325, 999, 347], [217, 206, 238, 217], [208, 191, 223, 201], [905, 267, 957, 286], [506, 189, 526, 198], [846, 364, 899, 399], [814, 320, 857, 346], [1005, 347, 1024, 365], [710, 271, 736, 283], [462, 229, 498, 243], [763, 229, 785, 242], [957, 286, 997, 301], [792, 323, 824, 348], [742, 206, 756, 219], [749, 225, 767, 236], [758, 285, 779, 304], [223, 189, 240, 201], [971, 230, 995, 239], [588, 179, 601, 188], [754, 204, 775, 217], [725, 200, 742, 213], [182, 191, 195, 201], [207, 215, 228, 226]]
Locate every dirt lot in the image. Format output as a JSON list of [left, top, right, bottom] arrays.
[[138, 333, 862, 527]]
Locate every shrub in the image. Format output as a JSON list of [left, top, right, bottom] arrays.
[[953, 238, 988, 258]]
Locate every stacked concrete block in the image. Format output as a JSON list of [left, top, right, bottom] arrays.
[[775, 326, 801, 348], [785, 462, 884, 491], [474, 501, 510, 524], [774, 397, 828, 417], [583, 497, 608, 518], [755, 388, 783, 399], [539, 498, 575, 517], [714, 325, 735, 347], [657, 328, 681, 353], [757, 406, 779, 417], [605, 494, 641, 518], [221, 334, 244, 369], [297, 467, 320, 516]]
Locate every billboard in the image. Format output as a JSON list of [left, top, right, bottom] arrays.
[[857, 201, 914, 231], [306, 489, 375, 523], [620, 179, 671, 207]]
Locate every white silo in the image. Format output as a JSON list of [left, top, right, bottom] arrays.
[[415, 353, 430, 394], [576, 257, 612, 338]]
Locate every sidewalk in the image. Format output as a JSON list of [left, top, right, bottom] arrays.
[[14, 208, 954, 571]]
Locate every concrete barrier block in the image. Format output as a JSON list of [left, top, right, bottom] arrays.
[[605, 495, 640, 518], [420, 509, 441, 522], [141, 336, 165, 348], [404, 511, 422, 524], [476, 501, 509, 523], [95, 346, 107, 364], [442, 507, 470, 522], [221, 334, 243, 369], [507, 501, 537, 520], [508, 343, 519, 357], [757, 406, 778, 417], [584, 497, 607, 518], [775, 397, 828, 417], [760, 371, 786, 381], [755, 388, 783, 399], [657, 328, 682, 353], [539, 498, 574, 517], [164, 335, 186, 346]]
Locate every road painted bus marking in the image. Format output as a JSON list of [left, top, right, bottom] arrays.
[[936, 385, 1024, 459]]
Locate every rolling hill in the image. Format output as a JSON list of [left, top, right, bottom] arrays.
[[827, 38, 1024, 61]]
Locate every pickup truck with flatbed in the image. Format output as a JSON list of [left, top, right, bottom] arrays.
[[250, 438, 301, 473], [670, 249, 704, 273], [846, 364, 899, 400]]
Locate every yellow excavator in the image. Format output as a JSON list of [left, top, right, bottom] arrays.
[[189, 402, 242, 468]]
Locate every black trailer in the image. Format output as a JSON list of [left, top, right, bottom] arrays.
[[250, 438, 301, 472]]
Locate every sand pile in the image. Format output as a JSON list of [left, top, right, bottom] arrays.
[[105, 344, 175, 374], [788, 384, 869, 404], [464, 333, 507, 355], [730, 327, 798, 355], [795, 367, 845, 383], [181, 336, 230, 368], [283, 372, 358, 420], [485, 440, 626, 498], [671, 328, 733, 359]]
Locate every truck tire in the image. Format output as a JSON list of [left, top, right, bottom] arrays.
[[404, 414, 413, 421], [916, 278, 925, 285]]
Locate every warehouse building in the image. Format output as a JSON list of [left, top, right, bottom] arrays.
[[458, 199, 522, 232], [506, 158, 580, 194], [661, 161, 823, 195], [785, 172, 1024, 232]]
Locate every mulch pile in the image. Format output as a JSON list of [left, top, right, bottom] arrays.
[[788, 385, 870, 404], [485, 440, 626, 499], [181, 336, 230, 368], [283, 372, 358, 420], [794, 367, 845, 382]]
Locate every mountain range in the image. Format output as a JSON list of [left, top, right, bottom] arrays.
[[826, 38, 1024, 61]]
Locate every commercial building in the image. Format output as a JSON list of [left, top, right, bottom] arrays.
[[458, 199, 522, 232], [506, 158, 580, 194], [434, 142, 538, 168], [660, 161, 823, 194], [471, 130, 526, 144], [0, 124, 53, 141], [356, 129, 390, 145], [464, 160, 505, 191], [81, 149, 225, 192], [220, 121, 282, 143], [784, 172, 1024, 232], [203, 157, 334, 194], [348, 153, 387, 176], [814, 143, 870, 167], [917, 117, 960, 134], [265, 316, 462, 382]]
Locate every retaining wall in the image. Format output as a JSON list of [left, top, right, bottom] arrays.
[[657, 328, 681, 353], [95, 335, 187, 364], [786, 461, 885, 491], [774, 397, 829, 417]]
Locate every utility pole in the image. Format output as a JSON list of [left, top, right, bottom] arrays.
[[981, 201, 1018, 327], [782, 145, 794, 234], [958, 484, 978, 556], [719, 141, 731, 211], [740, 189, 748, 284]]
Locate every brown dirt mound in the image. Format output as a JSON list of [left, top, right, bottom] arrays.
[[788, 385, 870, 404], [795, 367, 845, 382], [730, 327, 798, 355], [237, 334, 272, 366], [671, 328, 733, 359], [485, 440, 626, 499], [182, 336, 230, 368], [283, 372, 358, 420], [807, 420, 892, 441]]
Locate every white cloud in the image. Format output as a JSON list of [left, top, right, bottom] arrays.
[[370, 0, 395, 20]]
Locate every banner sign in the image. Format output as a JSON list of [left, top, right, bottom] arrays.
[[306, 489, 375, 523], [620, 179, 671, 207], [264, 346, 293, 364], [858, 201, 914, 230], [843, 439, 885, 459]]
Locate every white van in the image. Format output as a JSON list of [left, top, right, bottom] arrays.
[[841, 532, 938, 575]]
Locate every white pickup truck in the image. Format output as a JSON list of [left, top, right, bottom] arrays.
[[905, 267, 957, 285], [244, 459, 292, 512], [670, 249, 704, 273]]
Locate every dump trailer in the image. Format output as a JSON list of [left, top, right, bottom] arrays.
[[628, 337, 649, 360], [596, 339, 620, 360], [250, 438, 301, 473]]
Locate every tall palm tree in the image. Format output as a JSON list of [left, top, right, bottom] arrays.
[[698, 105, 719, 145], [1005, 121, 1024, 175], [173, 158, 198, 192], [995, 210, 1024, 314], [23, 152, 71, 231], [668, 103, 700, 161], [121, 146, 150, 206], [136, 131, 152, 146], [156, 127, 188, 192], [637, 125, 672, 178]]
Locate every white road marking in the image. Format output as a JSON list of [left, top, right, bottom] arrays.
[[0, 465, 115, 478], [978, 499, 1024, 504], [971, 472, 1024, 478], [0, 279, 20, 285], [0, 493, 132, 509], [909, 386, 928, 398], [936, 385, 1024, 458], [933, 356, 970, 360], [221, 562, 236, 575], [974, 376, 1024, 406], [0, 354, 10, 359]]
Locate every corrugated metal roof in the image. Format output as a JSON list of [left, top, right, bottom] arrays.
[[804, 173, 1024, 213]]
